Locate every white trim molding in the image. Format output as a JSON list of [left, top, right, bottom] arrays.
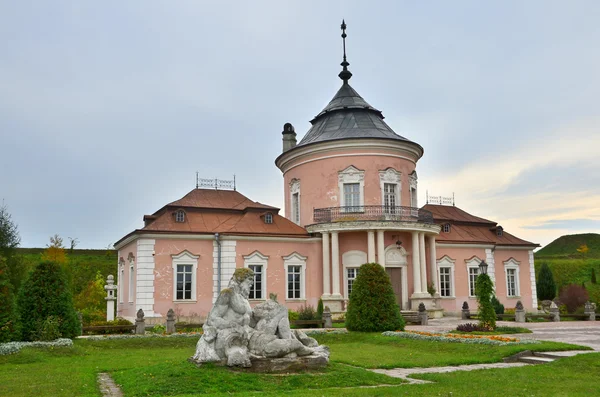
[[118, 258, 125, 304], [465, 256, 482, 297], [338, 165, 365, 208], [437, 255, 456, 298], [213, 240, 237, 303], [384, 245, 409, 309], [409, 171, 418, 207], [503, 258, 521, 298], [342, 250, 367, 299], [485, 248, 496, 287], [136, 239, 156, 317], [528, 250, 538, 310], [172, 250, 200, 302], [290, 178, 301, 224], [284, 252, 308, 300], [243, 251, 269, 300], [379, 167, 402, 207]]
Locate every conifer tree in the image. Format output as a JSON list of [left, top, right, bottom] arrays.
[[592, 268, 597, 284], [537, 263, 557, 301], [0, 256, 20, 342]]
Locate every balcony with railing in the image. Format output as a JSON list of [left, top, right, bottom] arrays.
[[312, 205, 434, 225]]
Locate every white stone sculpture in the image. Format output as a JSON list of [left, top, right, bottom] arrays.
[[190, 268, 329, 371]]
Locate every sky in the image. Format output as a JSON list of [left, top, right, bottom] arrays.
[[1, 1, 599, 250]]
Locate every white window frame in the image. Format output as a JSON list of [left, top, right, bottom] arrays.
[[465, 256, 482, 297], [379, 168, 402, 211], [338, 166, 365, 211], [264, 213, 273, 224], [118, 258, 124, 304], [172, 250, 200, 302], [443, 223, 451, 233], [409, 171, 418, 208], [175, 210, 185, 223], [504, 258, 521, 297], [284, 252, 307, 300], [290, 178, 300, 224], [342, 250, 368, 299], [128, 257, 135, 303], [437, 255, 455, 298], [243, 251, 269, 300], [346, 268, 360, 297]]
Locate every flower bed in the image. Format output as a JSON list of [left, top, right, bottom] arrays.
[[0, 338, 73, 355], [382, 330, 540, 346]]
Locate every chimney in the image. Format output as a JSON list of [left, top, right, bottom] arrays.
[[282, 122, 297, 152]]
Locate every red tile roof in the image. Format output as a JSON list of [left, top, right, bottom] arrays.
[[163, 189, 278, 212]]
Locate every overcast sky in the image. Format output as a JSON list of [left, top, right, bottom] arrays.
[[1, 1, 599, 250]]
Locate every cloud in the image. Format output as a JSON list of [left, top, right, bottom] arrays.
[[522, 219, 600, 230]]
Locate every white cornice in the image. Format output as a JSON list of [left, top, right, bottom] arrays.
[[436, 243, 495, 249], [276, 139, 423, 174], [306, 221, 440, 234]]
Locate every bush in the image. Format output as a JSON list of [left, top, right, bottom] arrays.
[[346, 263, 405, 332], [559, 284, 589, 313], [297, 305, 317, 320], [38, 316, 61, 341], [537, 263, 557, 301], [288, 310, 299, 323], [491, 296, 505, 315], [592, 268, 597, 284], [317, 298, 324, 319], [150, 324, 166, 334], [0, 257, 20, 342], [86, 318, 133, 335], [18, 261, 81, 341], [456, 323, 487, 332], [475, 273, 496, 331]]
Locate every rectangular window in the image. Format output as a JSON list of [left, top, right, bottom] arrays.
[[507, 269, 517, 296], [347, 268, 359, 297], [439, 267, 451, 297], [292, 193, 300, 223], [176, 264, 193, 300], [344, 183, 361, 211], [468, 267, 479, 296], [129, 265, 134, 302], [119, 268, 124, 303], [249, 265, 263, 299], [410, 187, 418, 207], [384, 183, 396, 213], [287, 265, 301, 299]]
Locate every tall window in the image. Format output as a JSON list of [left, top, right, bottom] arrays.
[[468, 267, 479, 297], [384, 183, 396, 213], [287, 265, 301, 299], [128, 263, 135, 302], [506, 269, 517, 296], [176, 264, 193, 300], [344, 183, 361, 211], [119, 267, 124, 304], [347, 268, 359, 297], [292, 193, 300, 224], [439, 267, 452, 297], [249, 265, 263, 299]]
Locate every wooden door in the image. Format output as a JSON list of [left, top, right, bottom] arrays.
[[386, 268, 402, 308]]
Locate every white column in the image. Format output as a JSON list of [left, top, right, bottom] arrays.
[[367, 231, 376, 263], [428, 235, 438, 295], [322, 232, 331, 296], [376, 230, 385, 267], [419, 232, 428, 294], [411, 231, 422, 295], [331, 231, 341, 297]]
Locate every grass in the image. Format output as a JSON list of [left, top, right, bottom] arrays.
[[0, 333, 591, 396]]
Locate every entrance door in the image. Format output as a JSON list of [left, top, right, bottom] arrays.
[[386, 268, 402, 308]]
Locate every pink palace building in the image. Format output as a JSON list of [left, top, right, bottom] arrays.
[[115, 24, 539, 323]]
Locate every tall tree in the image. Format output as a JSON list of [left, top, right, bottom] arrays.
[[0, 256, 20, 342], [41, 234, 67, 265], [537, 263, 557, 301], [0, 204, 25, 292]]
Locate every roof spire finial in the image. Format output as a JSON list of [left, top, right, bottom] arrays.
[[339, 19, 352, 84]]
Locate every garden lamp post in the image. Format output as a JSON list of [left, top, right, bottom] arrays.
[[478, 260, 488, 275]]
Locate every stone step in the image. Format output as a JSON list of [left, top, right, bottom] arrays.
[[518, 356, 555, 365], [534, 350, 595, 358]]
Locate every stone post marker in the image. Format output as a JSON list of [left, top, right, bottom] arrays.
[[461, 301, 470, 320], [135, 308, 145, 334], [166, 308, 176, 334], [322, 307, 332, 328], [104, 275, 117, 321], [515, 300, 526, 323], [549, 302, 560, 322], [584, 301, 596, 321], [418, 302, 428, 325]]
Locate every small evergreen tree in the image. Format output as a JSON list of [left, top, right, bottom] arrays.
[[18, 261, 81, 341], [536, 263, 557, 301], [0, 256, 20, 342], [491, 295, 505, 315], [475, 273, 496, 330], [592, 268, 597, 284], [316, 298, 324, 319], [346, 263, 405, 332]]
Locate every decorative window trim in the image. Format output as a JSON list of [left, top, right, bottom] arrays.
[[496, 226, 504, 237], [384, 245, 408, 267], [379, 168, 402, 208], [175, 209, 186, 223], [338, 166, 365, 209], [290, 178, 301, 224], [342, 250, 367, 299], [172, 250, 200, 302], [128, 255, 135, 303], [443, 223, 451, 233], [465, 256, 482, 297], [503, 258, 521, 298], [264, 212, 273, 224], [437, 255, 455, 298], [243, 251, 269, 300], [284, 252, 307, 300], [409, 171, 418, 207], [118, 257, 125, 304]]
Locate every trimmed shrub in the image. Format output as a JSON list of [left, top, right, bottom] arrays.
[[288, 310, 299, 323], [18, 261, 81, 341], [475, 273, 496, 330], [297, 304, 317, 320], [536, 263, 557, 300], [346, 263, 405, 332], [0, 256, 20, 342], [559, 284, 589, 313], [316, 298, 324, 319], [38, 316, 61, 341], [491, 296, 505, 315]]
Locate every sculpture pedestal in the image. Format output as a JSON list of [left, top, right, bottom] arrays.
[[321, 295, 344, 314]]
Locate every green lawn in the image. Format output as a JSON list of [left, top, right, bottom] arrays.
[[0, 334, 592, 397]]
